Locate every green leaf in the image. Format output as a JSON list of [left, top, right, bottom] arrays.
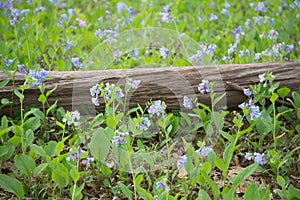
[[14, 90, 24, 101], [52, 163, 69, 189], [38, 94, 46, 104], [119, 182, 132, 200], [70, 183, 84, 200], [277, 87, 290, 99], [292, 92, 300, 107], [46, 85, 57, 97], [44, 141, 57, 157], [33, 163, 48, 177], [0, 79, 9, 89], [214, 157, 227, 175], [24, 117, 41, 132], [0, 40, 8, 56], [136, 186, 153, 200], [197, 189, 211, 200], [244, 184, 261, 200], [277, 175, 286, 190], [220, 131, 234, 143], [56, 120, 65, 130], [134, 174, 143, 186], [46, 101, 57, 116], [70, 167, 80, 183], [55, 141, 64, 155], [0, 174, 24, 200], [296, 107, 300, 120], [89, 128, 111, 162], [14, 154, 36, 177], [270, 93, 278, 104], [106, 115, 116, 130], [0, 142, 14, 163]]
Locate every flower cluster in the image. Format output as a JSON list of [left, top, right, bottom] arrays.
[[160, 5, 172, 23], [156, 181, 167, 190], [112, 130, 129, 146], [198, 80, 210, 94], [126, 78, 141, 89], [189, 44, 217, 65], [183, 96, 194, 109], [66, 148, 94, 169], [245, 152, 268, 165], [259, 72, 275, 87], [76, 18, 85, 28], [71, 57, 83, 69], [159, 46, 170, 59], [139, 117, 151, 131], [17, 65, 48, 87], [4, 58, 13, 67], [63, 41, 72, 52], [177, 155, 187, 169], [62, 111, 80, 126], [239, 99, 261, 120], [148, 100, 167, 117]]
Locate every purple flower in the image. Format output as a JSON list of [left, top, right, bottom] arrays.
[[239, 99, 261, 120], [81, 157, 94, 169], [20, 9, 30, 16], [222, 56, 229, 62], [259, 72, 275, 87], [196, 146, 213, 157], [254, 152, 267, 165], [210, 2, 215, 7], [254, 2, 267, 12], [209, 13, 218, 21], [92, 98, 99, 106], [177, 155, 187, 169], [245, 19, 251, 30], [227, 43, 238, 56], [112, 131, 129, 146], [115, 89, 124, 98], [224, 2, 231, 9], [60, 14, 67, 22], [202, 44, 217, 56], [71, 57, 83, 68], [243, 88, 252, 97], [95, 29, 103, 38], [126, 78, 141, 89], [183, 96, 193, 109], [68, 9, 74, 16], [130, 49, 139, 60], [90, 83, 101, 97], [254, 53, 261, 60], [198, 80, 210, 94], [160, 6, 172, 23], [139, 117, 151, 131], [4, 58, 13, 67], [221, 8, 229, 17], [66, 148, 85, 161], [148, 100, 166, 117], [76, 18, 85, 28], [283, 44, 294, 54], [63, 41, 72, 51], [245, 152, 252, 160], [114, 49, 120, 62], [17, 65, 27, 75], [268, 30, 278, 40], [253, 16, 262, 26], [159, 46, 170, 59], [239, 49, 250, 58], [189, 50, 204, 65], [272, 44, 282, 57], [156, 181, 166, 190], [117, 2, 127, 13]]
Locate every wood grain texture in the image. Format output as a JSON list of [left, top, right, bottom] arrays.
[[0, 61, 299, 116]]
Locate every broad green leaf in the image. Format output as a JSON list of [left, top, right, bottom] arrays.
[[197, 189, 211, 200], [44, 141, 57, 157], [270, 93, 278, 103], [33, 163, 48, 177], [70, 167, 80, 183], [46, 85, 57, 97], [0, 174, 24, 200], [119, 182, 132, 200], [292, 92, 300, 107], [14, 90, 24, 101], [106, 115, 116, 130], [134, 174, 143, 186], [244, 184, 261, 200], [136, 186, 153, 200], [52, 164, 69, 189], [70, 183, 84, 200], [55, 141, 64, 155], [14, 154, 36, 177], [38, 94, 46, 104], [0, 142, 14, 163], [24, 117, 41, 132], [277, 87, 290, 99], [89, 128, 111, 162], [0, 79, 9, 89], [214, 157, 227, 175]]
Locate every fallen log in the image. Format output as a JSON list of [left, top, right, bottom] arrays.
[[0, 61, 299, 116]]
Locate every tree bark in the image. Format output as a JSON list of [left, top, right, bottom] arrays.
[[0, 61, 299, 116]]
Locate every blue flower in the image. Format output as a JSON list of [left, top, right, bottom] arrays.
[[60, 14, 68, 22], [95, 29, 103, 38], [245, 152, 253, 160], [17, 65, 27, 75], [227, 43, 238, 56], [183, 96, 193, 109], [156, 181, 167, 190], [254, 152, 267, 165], [221, 8, 229, 17], [159, 46, 170, 59], [66, 148, 85, 161], [112, 131, 129, 146], [114, 49, 120, 62], [4, 58, 13, 67], [177, 155, 187, 169], [131, 50, 139, 60], [245, 19, 251, 30], [71, 57, 83, 68], [27, 69, 48, 86], [243, 88, 252, 97], [126, 78, 141, 89], [148, 100, 167, 117], [198, 80, 210, 94], [253, 16, 262, 26], [254, 2, 267, 13], [63, 111, 80, 126], [209, 13, 218, 21], [196, 146, 213, 157], [224, 2, 231, 9], [268, 30, 278, 40], [139, 117, 151, 131], [68, 9, 74, 16], [63, 41, 72, 51], [117, 2, 127, 13]]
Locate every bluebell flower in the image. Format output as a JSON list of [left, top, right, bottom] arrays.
[[139, 117, 151, 131], [196, 146, 213, 157], [95, 29, 103, 38], [156, 181, 166, 190], [159, 46, 170, 59], [245, 19, 251, 30], [210, 2, 215, 7], [268, 30, 278, 40], [245, 152, 253, 160], [63, 110, 80, 126], [68, 9, 74, 16], [148, 100, 166, 117], [76, 18, 85, 28], [239, 49, 250, 58], [283, 44, 294, 54], [90, 83, 101, 97], [189, 50, 204, 65], [254, 2, 267, 12], [254, 152, 267, 165], [81, 157, 95, 169], [66, 148, 85, 161], [259, 72, 275, 87], [60, 14, 67, 22], [249, 105, 261, 120], [63, 41, 72, 51], [243, 88, 252, 97], [160, 5, 172, 23], [114, 49, 120, 62], [4, 58, 13, 67], [131, 49, 139, 60], [177, 155, 187, 169], [92, 98, 100, 106], [221, 8, 229, 17], [115, 89, 124, 98], [209, 13, 218, 21], [11, 8, 19, 17], [202, 44, 217, 56], [71, 57, 83, 68], [117, 2, 127, 13], [183, 96, 193, 109], [198, 80, 210, 94], [261, 49, 272, 58], [17, 65, 27, 75], [272, 43, 282, 57], [222, 56, 229, 62], [253, 16, 262, 26], [112, 131, 129, 146], [254, 53, 261, 60], [227, 43, 238, 56], [26, 69, 48, 86], [20, 9, 30, 16], [224, 2, 231, 9], [126, 78, 141, 89]]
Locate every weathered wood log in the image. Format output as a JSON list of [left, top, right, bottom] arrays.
[[0, 61, 299, 116]]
